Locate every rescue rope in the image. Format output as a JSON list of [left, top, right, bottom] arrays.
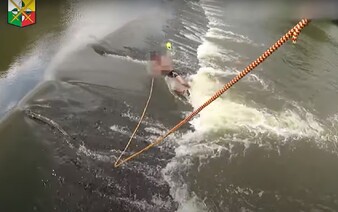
[[114, 18, 311, 168], [114, 77, 155, 167]]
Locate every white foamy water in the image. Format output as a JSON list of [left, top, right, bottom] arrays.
[[77, 145, 117, 162], [206, 28, 253, 44], [188, 0, 325, 140], [110, 125, 130, 136], [328, 114, 338, 128], [106, 54, 147, 65], [163, 158, 209, 212], [189, 69, 324, 138], [163, 0, 330, 211], [121, 110, 166, 130]]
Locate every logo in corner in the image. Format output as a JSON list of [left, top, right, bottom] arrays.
[[8, 0, 36, 27]]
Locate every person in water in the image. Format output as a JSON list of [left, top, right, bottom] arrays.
[[150, 51, 190, 96]]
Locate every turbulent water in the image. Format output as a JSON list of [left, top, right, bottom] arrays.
[[1, 0, 338, 211]]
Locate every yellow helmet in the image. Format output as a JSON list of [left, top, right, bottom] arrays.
[[166, 41, 172, 50]]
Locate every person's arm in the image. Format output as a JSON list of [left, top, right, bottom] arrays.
[[151, 61, 162, 76], [175, 75, 190, 88]]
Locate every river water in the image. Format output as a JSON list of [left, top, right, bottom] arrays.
[[1, 0, 338, 211]]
